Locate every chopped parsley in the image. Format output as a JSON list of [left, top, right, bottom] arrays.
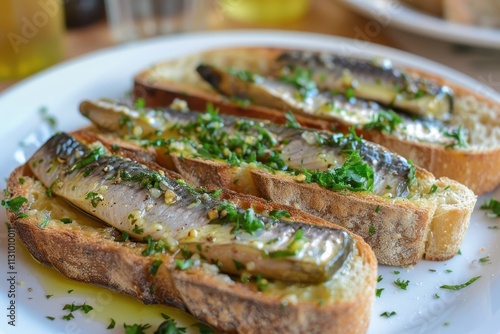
[[85, 192, 103, 208], [480, 198, 500, 217], [68, 146, 104, 173], [60, 218, 73, 224], [124, 323, 151, 334], [284, 111, 301, 129], [142, 236, 168, 256], [256, 274, 269, 291], [279, 67, 318, 99], [228, 67, 259, 83], [134, 98, 146, 109], [380, 311, 397, 318], [368, 225, 375, 236], [269, 209, 291, 219], [233, 259, 245, 271], [107, 318, 116, 329], [62, 302, 93, 321], [268, 228, 307, 258], [377, 275, 383, 283], [394, 278, 410, 290], [434, 293, 440, 299], [345, 87, 356, 99], [363, 109, 402, 134], [175, 259, 194, 271], [149, 259, 163, 276], [479, 255, 490, 263], [440, 276, 481, 290], [211, 202, 265, 235], [443, 126, 468, 148], [1, 196, 28, 212], [376, 288, 384, 297], [46, 316, 55, 321], [132, 225, 144, 235], [302, 150, 374, 192], [429, 184, 438, 194], [39, 215, 50, 228], [120, 231, 130, 242], [230, 96, 252, 107], [155, 313, 187, 334]]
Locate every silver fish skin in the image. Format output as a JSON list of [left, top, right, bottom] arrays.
[[28, 132, 354, 283], [274, 51, 454, 121], [81, 99, 414, 197], [196, 64, 466, 149]]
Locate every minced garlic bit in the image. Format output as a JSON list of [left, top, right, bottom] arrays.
[[169, 98, 189, 111], [207, 207, 219, 220], [164, 189, 177, 205], [295, 174, 307, 182]]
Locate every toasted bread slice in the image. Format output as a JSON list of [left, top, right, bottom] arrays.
[[133, 47, 500, 195], [74, 117, 476, 267], [5, 154, 377, 334]]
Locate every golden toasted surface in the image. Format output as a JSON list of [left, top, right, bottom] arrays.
[[6, 162, 377, 334], [134, 47, 500, 194]]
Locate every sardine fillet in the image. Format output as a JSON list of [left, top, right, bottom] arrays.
[[133, 47, 500, 195], [6, 164, 377, 334]]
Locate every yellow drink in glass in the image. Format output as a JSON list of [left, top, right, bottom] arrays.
[[219, 0, 310, 24], [0, 0, 64, 80]]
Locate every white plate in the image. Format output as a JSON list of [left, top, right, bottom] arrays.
[[341, 0, 500, 49], [1, 30, 500, 334]]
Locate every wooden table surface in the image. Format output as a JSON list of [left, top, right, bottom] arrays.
[[0, 1, 398, 93]]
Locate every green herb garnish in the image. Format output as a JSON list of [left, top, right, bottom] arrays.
[[279, 67, 318, 99], [85, 192, 103, 208], [363, 109, 402, 134], [481, 198, 500, 217], [155, 313, 187, 334], [380, 311, 396, 318], [107, 318, 116, 329], [443, 126, 468, 148], [394, 278, 410, 290], [369, 225, 375, 236], [1, 196, 28, 212], [285, 111, 301, 129], [440, 276, 481, 290], [175, 259, 194, 271], [69, 146, 104, 172], [479, 256, 490, 263], [269, 209, 291, 219], [256, 274, 268, 291], [124, 323, 151, 334], [60, 218, 72, 224], [302, 150, 374, 192]]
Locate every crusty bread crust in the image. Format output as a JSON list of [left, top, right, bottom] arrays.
[[133, 47, 500, 195], [7, 162, 377, 334], [76, 129, 475, 266]]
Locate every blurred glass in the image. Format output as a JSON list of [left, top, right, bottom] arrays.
[[64, 0, 105, 28], [219, 0, 310, 24], [105, 0, 208, 43], [0, 0, 65, 80]]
